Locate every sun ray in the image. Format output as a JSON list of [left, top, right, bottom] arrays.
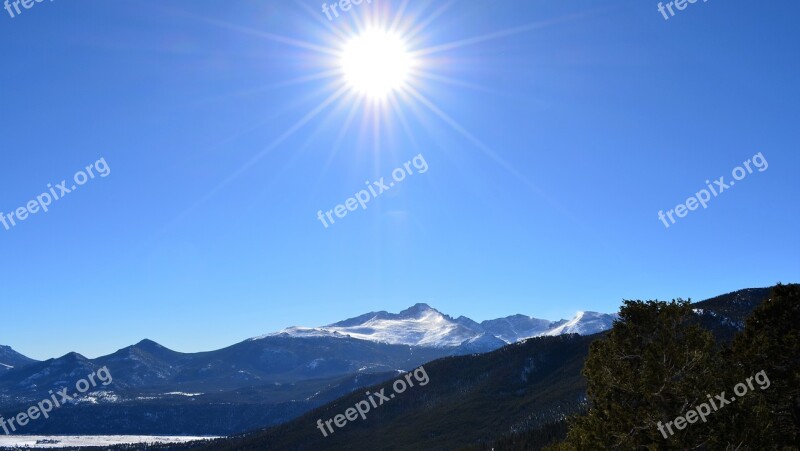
[[414, 12, 588, 57], [191, 79, 352, 163], [290, 0, 352, 43], [388, 95, 425, 168], [412, 70, 502, 95], [402, 84, 608, 244], [349, 2, 370, 37], [310, 95, 363, 196], [389, 0, 412, 33], [238, 102, 349, 221], [189, 69, 343, 107], [158, 84, 350, 236], [211, 84, 350, 191], [187, 13, 339, 56], [404, 85, 563, 209], [405, 0, 458, 41], [373, 100, 381, 159]]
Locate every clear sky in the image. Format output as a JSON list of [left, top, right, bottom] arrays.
[[1, 0, 798, 360]]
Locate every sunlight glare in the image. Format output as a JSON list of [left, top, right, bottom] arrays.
[[340, 28, 414, 100]]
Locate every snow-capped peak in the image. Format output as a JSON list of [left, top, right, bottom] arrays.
[[544, 311, 618, 336], [253, 305, 617, 350], [263, 304, 477, 347]]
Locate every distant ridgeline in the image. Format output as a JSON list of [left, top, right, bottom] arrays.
[[0, 286, 785, 450], [149, 286, 779, 451]]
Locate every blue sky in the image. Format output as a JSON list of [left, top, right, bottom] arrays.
[[1, 0, 797, 360]]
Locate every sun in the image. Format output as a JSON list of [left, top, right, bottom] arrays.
[[340, 28, 415, 100]]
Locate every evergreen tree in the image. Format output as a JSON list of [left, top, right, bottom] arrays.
[[724, 283, 800, 448], [551, 299, 721, 449]]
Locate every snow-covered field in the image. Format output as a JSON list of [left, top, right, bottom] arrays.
[[0, 435, 219, 448]]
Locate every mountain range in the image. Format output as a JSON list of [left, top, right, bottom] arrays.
[[0, 288, 774, 446], [0, 304, 615, 436], [258, 303, 617, 348], [171, 287, 774, 451]]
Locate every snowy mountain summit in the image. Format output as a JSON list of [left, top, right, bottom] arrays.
[[259, 303, 617, 349]]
